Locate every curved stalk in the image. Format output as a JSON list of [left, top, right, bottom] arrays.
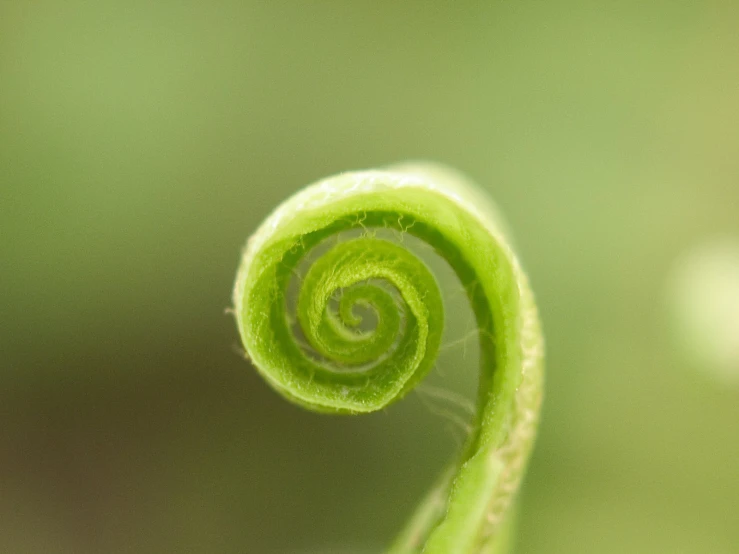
[[233, 162, 544, 553]]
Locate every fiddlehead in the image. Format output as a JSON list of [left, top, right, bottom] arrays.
[[233, 163, 544, 553]]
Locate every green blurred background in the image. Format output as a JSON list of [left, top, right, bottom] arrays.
[[2, 1, 738, 553]]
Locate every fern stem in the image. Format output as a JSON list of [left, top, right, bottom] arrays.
[[233, 162, 544, 553]]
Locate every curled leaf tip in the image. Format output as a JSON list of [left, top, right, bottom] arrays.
[[233, 162, 544, 553]]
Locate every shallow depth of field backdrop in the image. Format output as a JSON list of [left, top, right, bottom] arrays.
[[2, 2, 738, 553]]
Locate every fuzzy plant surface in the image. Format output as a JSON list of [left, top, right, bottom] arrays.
[[232, 162, 544, 554]]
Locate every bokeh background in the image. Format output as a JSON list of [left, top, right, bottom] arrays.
[[2, 1, 738, 553]]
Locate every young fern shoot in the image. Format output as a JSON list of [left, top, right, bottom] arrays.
[[232, 163, 544, 553]]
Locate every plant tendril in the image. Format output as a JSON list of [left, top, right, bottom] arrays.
[[233, 162, 544, 553]]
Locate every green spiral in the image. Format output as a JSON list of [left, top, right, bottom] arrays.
[[233, 163, 544, 553]]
